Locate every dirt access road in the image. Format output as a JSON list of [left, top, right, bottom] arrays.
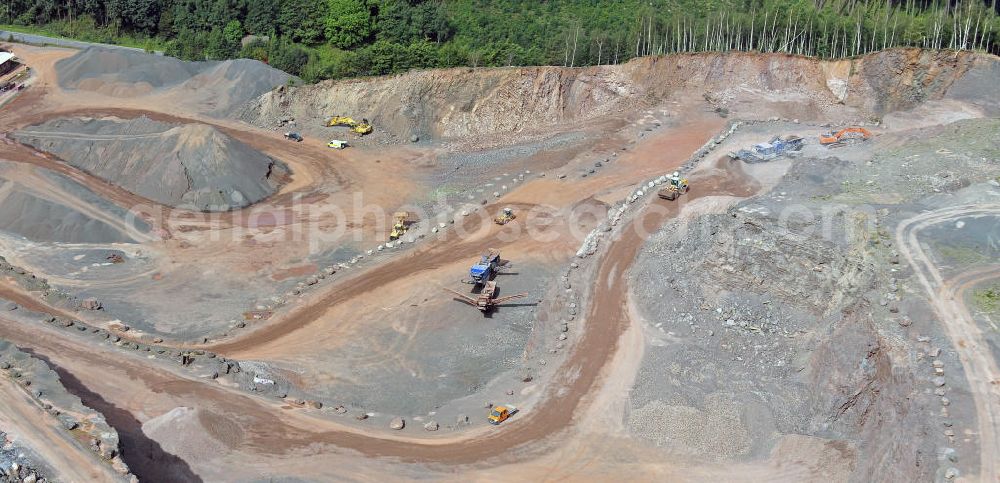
[[0, 159, 757, 478], [896, 204, 1000, 482]]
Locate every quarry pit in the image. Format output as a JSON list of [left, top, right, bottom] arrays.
[[0, 43, 997, 482]]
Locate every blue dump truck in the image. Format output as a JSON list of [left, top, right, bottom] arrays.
[[470, 248, 501, 285]]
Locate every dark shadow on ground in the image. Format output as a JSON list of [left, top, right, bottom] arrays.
[[22, 349, 203, 483]]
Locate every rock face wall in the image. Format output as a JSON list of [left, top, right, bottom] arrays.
[[0, 340, 132, 478], [14, 116, 288, 211], [939, 54, 1000, 116], [851, 49, 990, 115], [239, 64, 642, 142], [238, 49, 992, 142]]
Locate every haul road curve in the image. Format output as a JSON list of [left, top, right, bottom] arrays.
[[0, 158, 756, 472]]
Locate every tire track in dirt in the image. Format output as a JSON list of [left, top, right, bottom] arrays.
[[896, 205, 1000, 482]]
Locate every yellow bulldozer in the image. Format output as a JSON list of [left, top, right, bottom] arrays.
[[389, 211, 409, 241], [326, 116, 373, 135], [658, 172, 689, 201], [494, 207, 515, 225]]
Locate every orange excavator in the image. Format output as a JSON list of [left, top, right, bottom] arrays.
[[819, 127, 873, 147]]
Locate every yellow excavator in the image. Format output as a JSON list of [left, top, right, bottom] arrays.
[[326, 116, 373, 135]]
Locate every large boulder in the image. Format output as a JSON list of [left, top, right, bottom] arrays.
[[389, 417, 405, 430]]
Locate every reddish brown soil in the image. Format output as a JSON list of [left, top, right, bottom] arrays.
[[0, 280, 78, 320]]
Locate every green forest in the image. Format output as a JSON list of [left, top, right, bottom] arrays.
[[2, 0, 998, 82]]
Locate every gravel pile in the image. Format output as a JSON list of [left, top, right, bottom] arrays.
[[0, 188, 133, 243], [56, 48, 199, 92], [943, 56, 1000, 116], [55, 47, 291, 116], [15, 116, 289, 211], [140, 407, 235, 466]]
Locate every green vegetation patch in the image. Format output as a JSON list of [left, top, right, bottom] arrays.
[[1, 20, 167, 52], [934, 243, 991, 265], [1, 0, 997, 82], [972, 284, 1000, 314]]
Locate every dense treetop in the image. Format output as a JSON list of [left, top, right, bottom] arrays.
[[3, 0, 998, 82]]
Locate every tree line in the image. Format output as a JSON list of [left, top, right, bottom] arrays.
[[2, 0, 998, 82]]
